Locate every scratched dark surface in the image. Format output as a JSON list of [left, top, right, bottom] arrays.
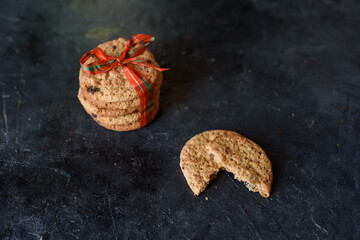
[[0, 0, 359, 239]]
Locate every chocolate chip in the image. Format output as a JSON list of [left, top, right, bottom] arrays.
[[112, 45, 116, 49], [147, 60, 152, 64], [92, 113, 97, 118], [87, 86, 100, 94]]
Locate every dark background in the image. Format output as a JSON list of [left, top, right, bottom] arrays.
[[0, 0, 359, 239]]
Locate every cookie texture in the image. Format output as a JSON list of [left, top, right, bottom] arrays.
[[90, 104, 160, 132], [79, 74, 162, 110], [79, 37, 162, 103], [207, 135, 273, 198], [180, 130, 241, 195], [78, 88, 160, 116], [81, 98, 159, 125]]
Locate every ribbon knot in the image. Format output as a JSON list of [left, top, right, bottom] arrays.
[[116, 57, 124, 65], [80, 34, 169, 129]]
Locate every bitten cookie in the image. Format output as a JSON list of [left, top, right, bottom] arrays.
[[207, 134, 273, 198], [180, 130, 273, 198], [180, 130, 241, 195]]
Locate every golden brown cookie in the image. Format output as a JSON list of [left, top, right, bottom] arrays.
[[78, 90, 138, 115], [79, 74, 162, 110], [180, 130, 241, 195], [79, 37, 163, 103], [78, 88, 160, 116], [81, 99, 159, 125], [90, 105, 160, 132], [207, 134, 273, 198]]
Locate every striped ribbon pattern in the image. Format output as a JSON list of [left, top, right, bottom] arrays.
[[80, 34, 168, 128]]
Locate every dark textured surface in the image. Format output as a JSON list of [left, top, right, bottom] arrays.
[[0, 0, 359, 239]]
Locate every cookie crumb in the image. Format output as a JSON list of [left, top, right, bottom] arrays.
[[205, 197, 209, 201]]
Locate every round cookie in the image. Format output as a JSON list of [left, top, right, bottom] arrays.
[[78, 88, 160, 116], [91, 101, 159, 125], [90, 105, 160, 132], [180, 130, 242, 195], [206, 134, 273, 198], [81, 98, 159, 125], [78, 91, 139, 116], [79, 37, 163, 103], [79, 69, 163, 108], [78, 81, 161, 111]]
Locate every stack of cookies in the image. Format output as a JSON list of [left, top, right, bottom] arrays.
[[78, 37, 163, 131]]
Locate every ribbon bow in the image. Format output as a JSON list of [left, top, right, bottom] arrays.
[[80, 34, 168, 128]]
